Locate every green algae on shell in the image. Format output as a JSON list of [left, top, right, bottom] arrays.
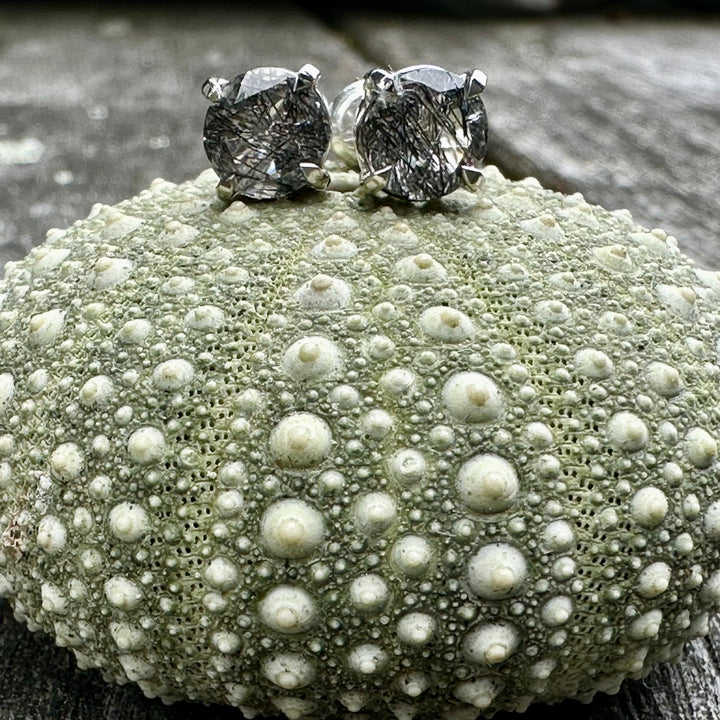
[[1, 166, 720, 718]]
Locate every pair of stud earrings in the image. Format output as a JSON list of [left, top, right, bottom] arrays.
[[201, 63, 488, 203]]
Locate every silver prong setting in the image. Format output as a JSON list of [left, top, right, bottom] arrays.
[[216, 178, 239, 202], [360, 166, 392, 194], [464, 69, 487, 98], [202, 77, 229, 103], [295, 64, 321, 92], [460, 165, 485, 189], [300, 162, 331, 190], [364, 68, 396, 95]]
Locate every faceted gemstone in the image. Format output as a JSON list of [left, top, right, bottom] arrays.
[[354, 65, 488, 202], [203, 67, 331, 201]]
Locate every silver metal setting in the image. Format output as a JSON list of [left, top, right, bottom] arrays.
[[331, 64, 489, 202]]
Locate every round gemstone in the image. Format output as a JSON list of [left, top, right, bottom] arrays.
[[203, 67, 331, 201], [354, 65, 488, 202]]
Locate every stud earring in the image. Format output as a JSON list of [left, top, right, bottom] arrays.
[[202, 64, 332, 202], [331, 64, 488, 202]]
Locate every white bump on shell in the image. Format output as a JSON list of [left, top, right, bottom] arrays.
[[259, 586, 317, 634], [36, 516, 67, 555], [354, 493, 397, 535], [442, 372, 503, 423], [211, 631, 242, 654], [90, 256, 134, 289], [703, 500, 720, 540], [420, 306, 475, 343], [453, 679, 502, 709], [629, 609, 663, 639], [684, 428, 717, 469], [636, 562, 671, 598], [28, 309, 65, 346], [380, 368, 417, 397], [50, 442, 84, 480], [127, 426, 166, 464], [184, 305, 226, 330], [214, 489, 244, 517], [388, 448, 427, 485], [398, 671, 430, 698], [360, 409, 394, 439], [109, 502, 150, 542], [540, 596, 573, 627], [631, 487, 668, 528], [350, 574, 389, 613], [606, 412, 649, 452], [261, 499, 325, 558], [152, 359, 195, 390], [110, 622, 147, 651], [574, 348, 614, 379], [79, 375, 115, 406], [645, 361, 683, 397], [348, 644, 388, 675], [390, 535, 433, 577], [463, 622, 520, 665], [294, 274, 350, 310], [395, 254, 447, 283], [263, 653, 316, 689], [542, 520, 576, 552], [118, 318, 152, 344], [104, 576, 143, 609], [396, 612, 436, 646], [269, 413, 332, 468], [204, 557, 240, 590], [41, 582, 68, 614], [0, 373, 15, 415], [282, 336, 342, 381], [456, 454, 519, 513], [467, 544, 527, 599]]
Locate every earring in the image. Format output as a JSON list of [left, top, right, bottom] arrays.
[[202, 64, 332, 202], [331, 64, 488, 202]]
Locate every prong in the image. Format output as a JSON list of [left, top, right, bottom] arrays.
[[216, 177, 239, 202], [364, 68, 396, 95], [202, 77, 229, 103], [360, 166, 392, 194], [300, 162, 331, 190], [294, 64, 320, 92], [460, 165, 485, 189], [464, 69, 487, 98]]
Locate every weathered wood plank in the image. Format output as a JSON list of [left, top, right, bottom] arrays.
[[2, 7, 720, 720], [334, 15, 720, 267], [0, 7, 366, 268]]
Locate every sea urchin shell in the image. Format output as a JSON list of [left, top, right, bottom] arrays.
[[1, 167, 720, 719]]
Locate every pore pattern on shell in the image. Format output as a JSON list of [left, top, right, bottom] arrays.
[[1, 167, 720, 719]]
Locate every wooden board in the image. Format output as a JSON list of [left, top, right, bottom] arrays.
[[335, 14, 720, 266], [0, 7, 367, 267], [2, 6, 720, 720]]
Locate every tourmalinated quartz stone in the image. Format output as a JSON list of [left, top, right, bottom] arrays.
[[2, 166, 720, 719], [349, 65, 488, 201], [202, 65, 331, 201]]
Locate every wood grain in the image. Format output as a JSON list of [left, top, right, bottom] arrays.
[[335, 14, 720, 267], [2, 6, 720, 720], [0, 7, 366, 267]]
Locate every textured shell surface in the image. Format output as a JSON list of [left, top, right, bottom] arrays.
[[1, 166, 720, 720]]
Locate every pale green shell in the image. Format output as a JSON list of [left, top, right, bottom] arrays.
[[1, 166, 720, 720]]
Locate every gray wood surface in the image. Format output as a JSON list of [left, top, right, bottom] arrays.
[[335, 14, 720, 267], [1, 5, 720, 720], [0, 7, 365, 267]]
